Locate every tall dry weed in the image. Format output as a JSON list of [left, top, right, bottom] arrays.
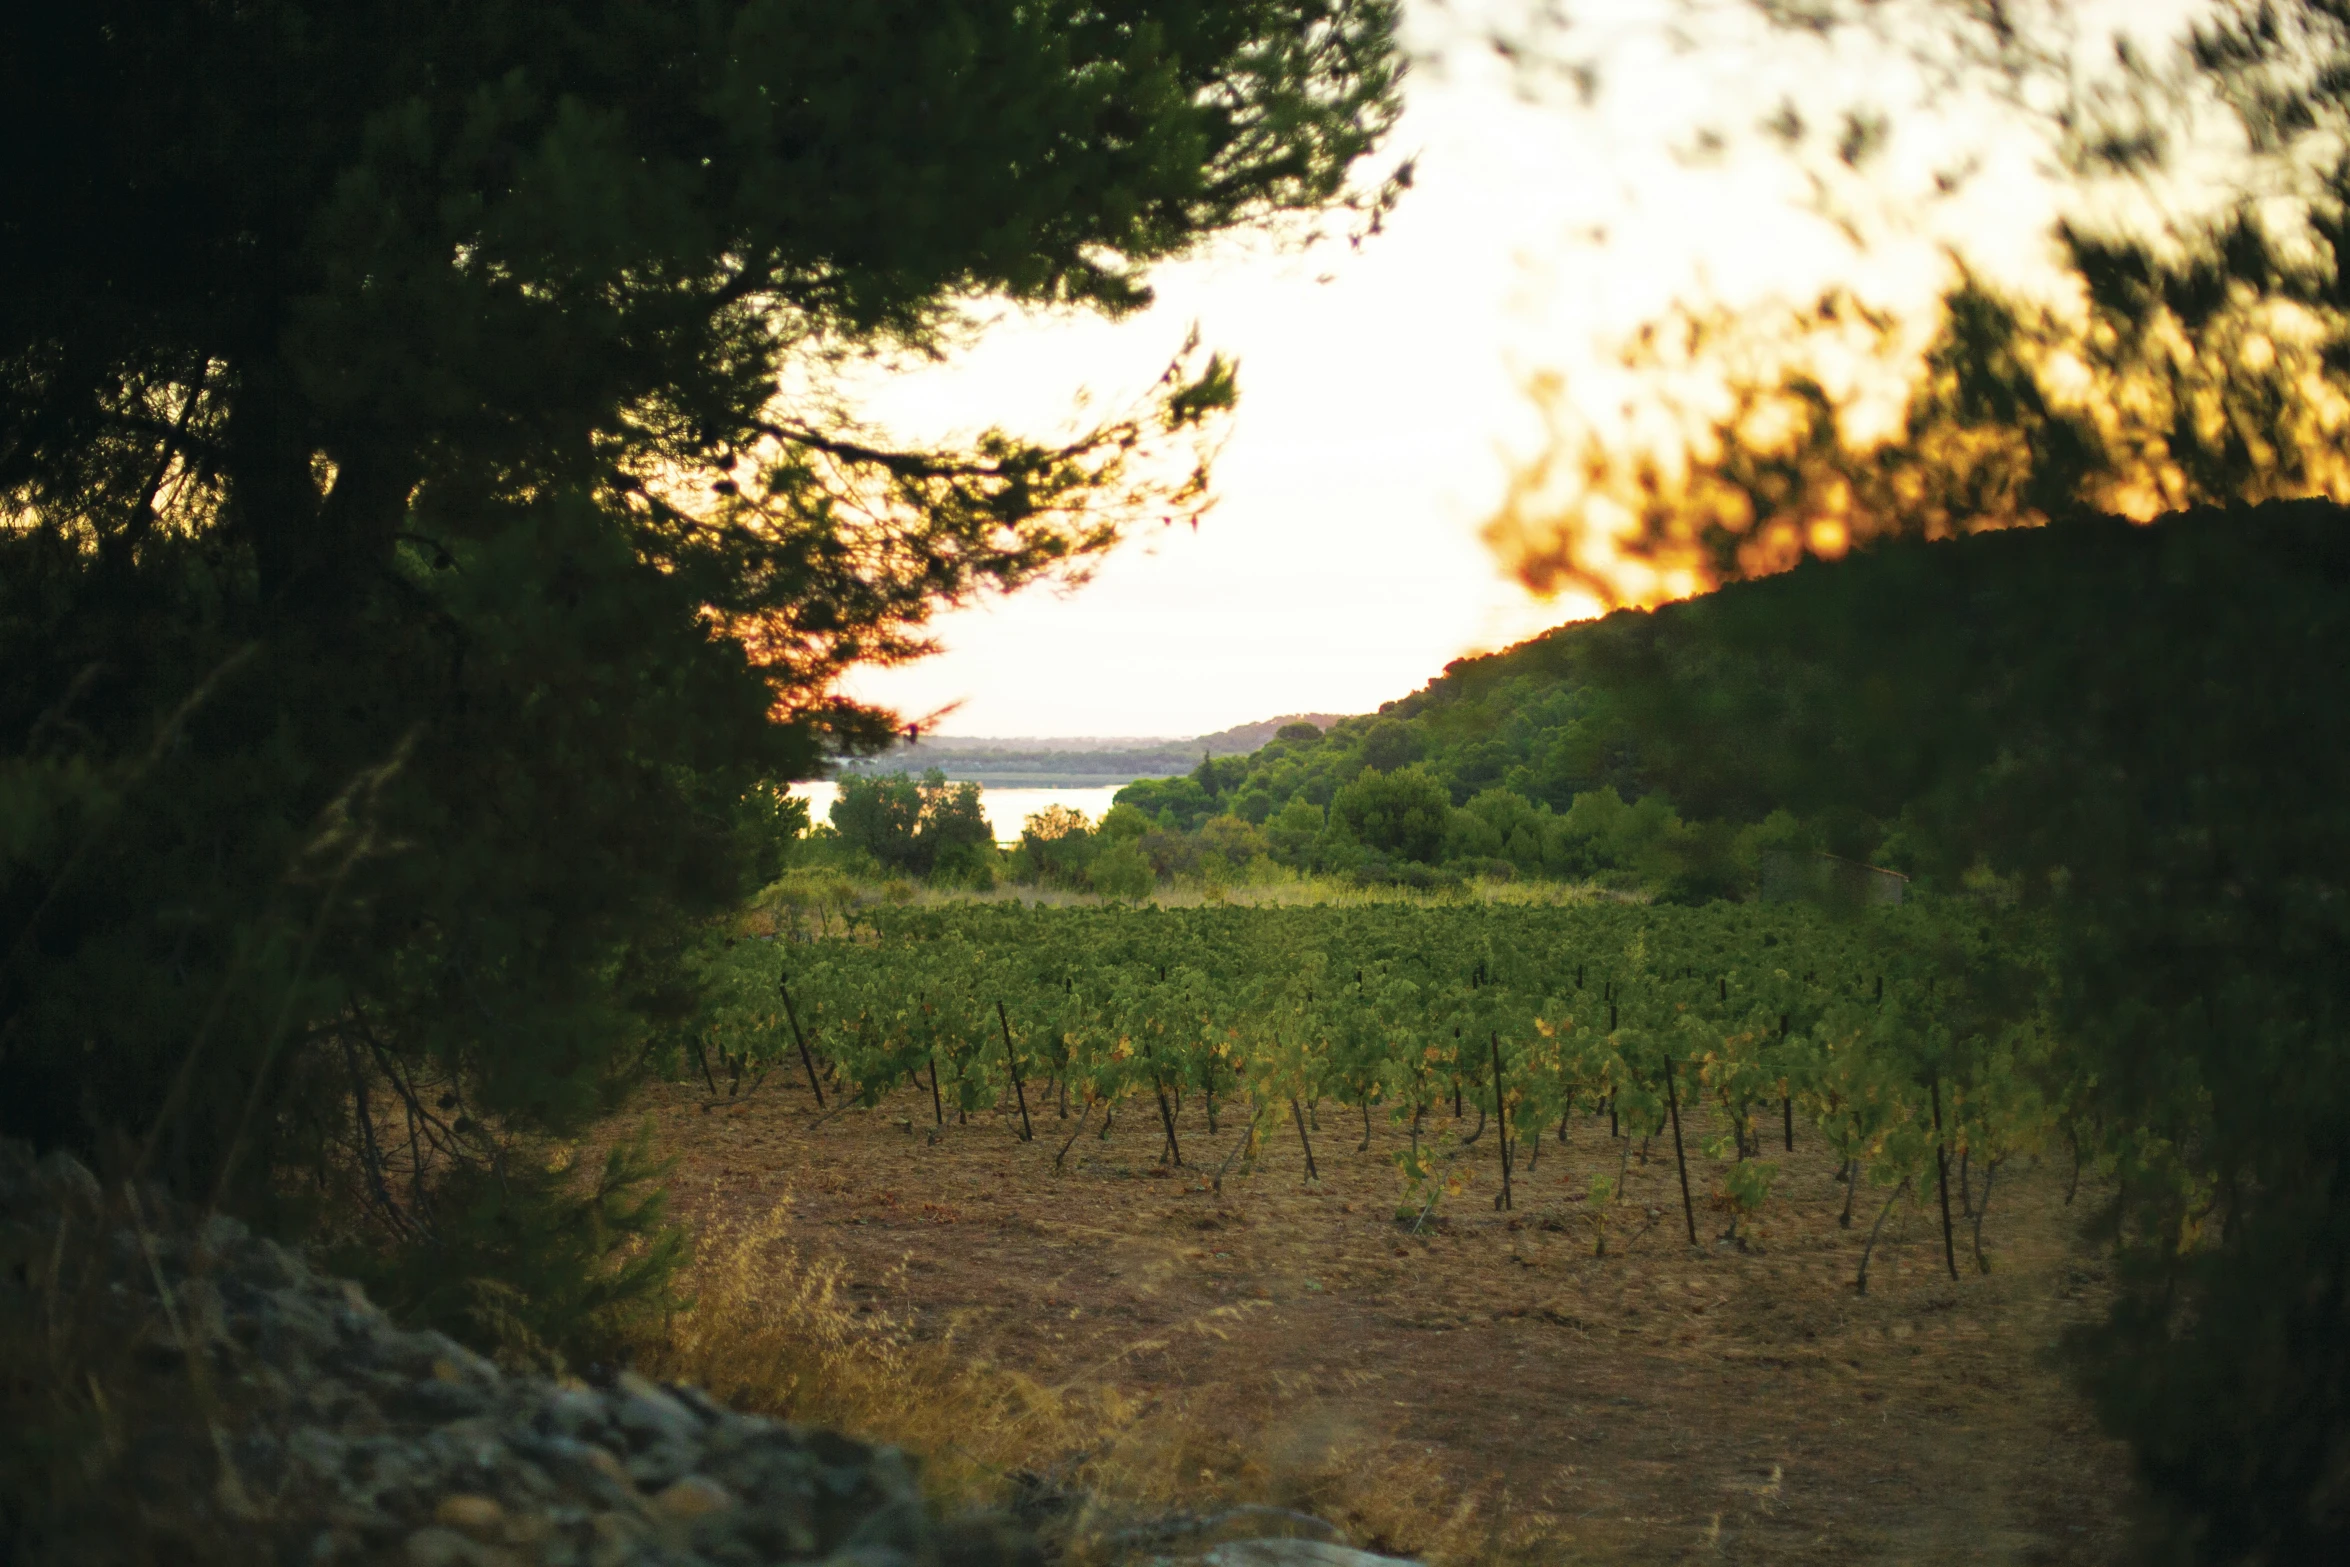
[[636, 1196, 1111, 1505], [0, 1162, 263, 1566], [635, 1194, 1558, 1562]]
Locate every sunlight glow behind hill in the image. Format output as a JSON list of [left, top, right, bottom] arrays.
[[830, 0, 2205, 739]]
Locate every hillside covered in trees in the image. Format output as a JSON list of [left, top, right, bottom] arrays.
[[1098, 588, 1742, 895], [1096, 501, 2337, 904]]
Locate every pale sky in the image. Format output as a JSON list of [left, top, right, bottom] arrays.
[[828, 0, 2203, 739]]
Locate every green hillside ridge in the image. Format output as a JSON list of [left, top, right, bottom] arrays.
[[1099, 503, 2324, 898], [812, 598, 1808, 897], [819, 502, 2344, 906], [1100, 612, 1708, 892]]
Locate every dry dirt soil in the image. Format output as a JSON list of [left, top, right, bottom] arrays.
[[633, 1073, 2135, 1566]]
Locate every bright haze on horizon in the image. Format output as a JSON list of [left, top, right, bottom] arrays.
[[830, 0, 2197, 741]]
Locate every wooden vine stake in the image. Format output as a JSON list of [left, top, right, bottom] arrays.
[[1213, 1105, 1262, 1196], [1490, 1030, 1513, 1212], [1053, 1096, 1096, 1172], [1930, 1077, 1959, 1280], [1289, 1096, 1319, 1184], [777, 976, 826, 1109], [1606, 993, 1621, 1138], [1663, 1056, 1697, 1246], [690, 1036, 719, 1097], [996, 999, 1033, 1142], [1856, 1186, 1902, 1295], [1143, 1043, 1181, 1166], [1779, 1013, 1794, 1151]]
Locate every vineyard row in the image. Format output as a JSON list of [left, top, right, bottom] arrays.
[[694, 902, 2091, 1287]]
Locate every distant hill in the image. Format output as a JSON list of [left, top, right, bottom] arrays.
[[831, 713, 1353, 786], [1191, 713, 1352, 754], [1111, 633, 1635, 832]]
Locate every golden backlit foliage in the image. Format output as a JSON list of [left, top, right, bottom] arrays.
[[1488, 269, 2350, 607], [624, 336, 1236, 735]]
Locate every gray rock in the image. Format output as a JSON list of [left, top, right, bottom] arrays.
[[34, 1149, 101, 1209], [816, 1548, 917, 1567], [246, 1234, 312, 1288], [499, 1456, 560, 1503], [395, 1374, 497, 1424], [612, 1370, 700, 1447], [539, 1385, 611, 1440], [420, 1414, 508, 1475], [1110, 1504, 1346, 1559], [415, 1329, 502, 1384], [519, 1435, 642, 1507], [334, 1303, 386, 1344], [623, 1434, 701, 1489], [198, 1210, 250, 1252], [0, 1132, 1097, 1567], [252, 1296, 340, 1371], [839, 1496, 929, 1556], [667, 1382, 729, 1426], [403, 1525, 492, 1567], [1201, 1543, 1422, 1567], [285, 1425, 350, 1476]]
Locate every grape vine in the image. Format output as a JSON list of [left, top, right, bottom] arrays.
[[697, 901, 2063, 1282]]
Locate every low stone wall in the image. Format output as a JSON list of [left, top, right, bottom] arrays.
[[0, 1139, 1030, 1567], [0, 1140, 1414, 1567]]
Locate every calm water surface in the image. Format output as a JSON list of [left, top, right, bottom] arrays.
[[789, 781, 1127, 846]]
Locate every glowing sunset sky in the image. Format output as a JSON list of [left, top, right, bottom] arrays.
[[833, 0, 2199, 738]]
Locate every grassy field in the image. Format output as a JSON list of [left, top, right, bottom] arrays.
[[626, 1070, 2134, 1565]]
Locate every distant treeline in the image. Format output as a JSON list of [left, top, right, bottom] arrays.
[[838, 743, 1201, 781], [1095, 636, 1751, 895], [832, 713, 1352, 783], [804, 611, 1795, 901], [806, 611, 1844, 900]]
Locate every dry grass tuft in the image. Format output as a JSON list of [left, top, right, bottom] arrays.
[[1042, 1404, 1555, 1565], [636, 1192, 1559, 1562], [637, 1195, 1111, 1506], [0, 1168, 264, 1566]]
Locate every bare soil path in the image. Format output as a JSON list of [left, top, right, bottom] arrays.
[[632, 1076, 2133, 1565]]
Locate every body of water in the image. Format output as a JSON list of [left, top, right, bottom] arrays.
[[790, 780, 1128, 846]]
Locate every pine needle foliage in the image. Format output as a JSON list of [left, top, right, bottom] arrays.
[[0, 1, 1402, 1355]]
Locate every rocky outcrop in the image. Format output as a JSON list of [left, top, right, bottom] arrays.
[[0, 1141, 1417, 1567], [1103, 1508, 1417, 1567], [0, 1140, 1030, 1567]]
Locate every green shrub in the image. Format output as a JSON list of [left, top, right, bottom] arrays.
[[329, 1123, 687, 1374], [1329, 763, 1450, 863], [1087, 838, 1156, 900]]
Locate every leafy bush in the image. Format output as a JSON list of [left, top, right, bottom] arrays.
[[1087, 838, 1156, 900], [1584, 500, 2350, 1559], [1012, 803, 1096, 888], [829, 771, 994, 882], [328, 1123, 687, 1374], [1329, 763, 1451, 863]]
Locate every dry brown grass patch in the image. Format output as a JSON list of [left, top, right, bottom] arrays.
[[629, 1072, 2136, 1566], [637, 1194, 1109, 1505], [634, 1190, 1552, 1561]]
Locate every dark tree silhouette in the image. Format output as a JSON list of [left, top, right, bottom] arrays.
[[0, 0, 1401, 1355]]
